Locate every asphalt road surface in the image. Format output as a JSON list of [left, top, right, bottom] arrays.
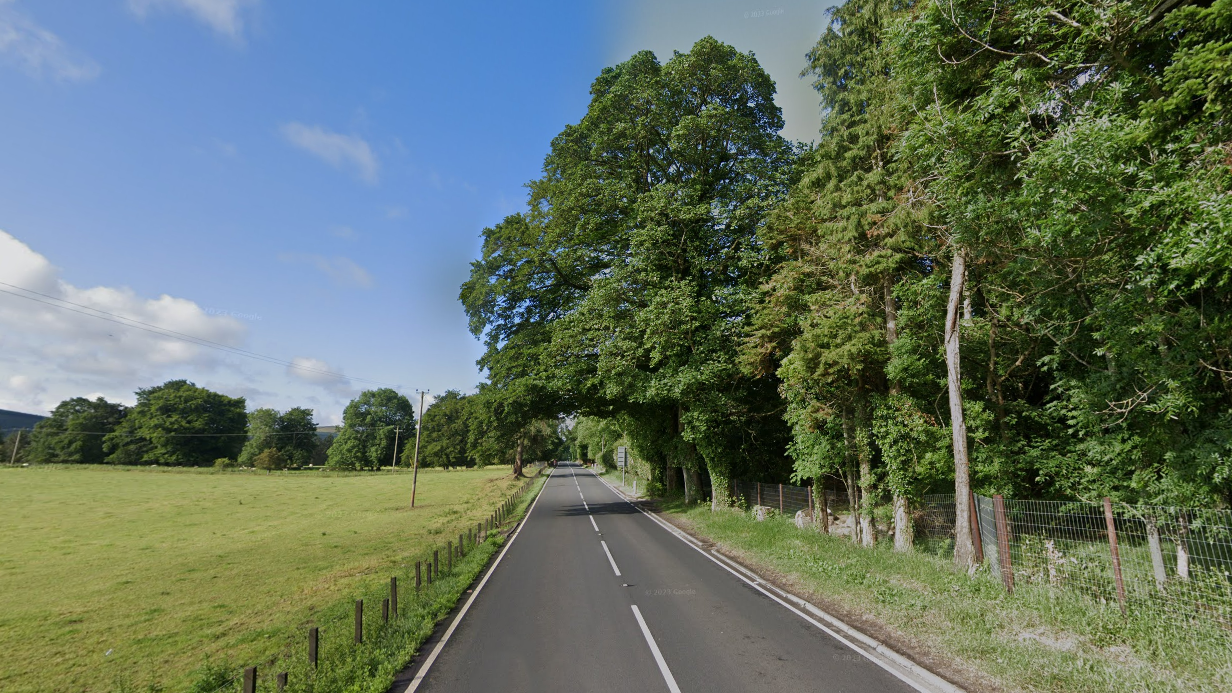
[[393, 462, 929, 693]]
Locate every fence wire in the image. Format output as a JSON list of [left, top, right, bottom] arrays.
[[918, 494, 1232, 628]]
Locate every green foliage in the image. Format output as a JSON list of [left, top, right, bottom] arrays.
[[327, 389, 414, 470], [212, 457, 237, 469], [26, 397, 126, 465], [415, 390, 472, 468], [253, 448, 287, 471], [103, 380, 246, 467]]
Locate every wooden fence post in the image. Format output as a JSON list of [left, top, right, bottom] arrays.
[[276, 671, 287, 691], [969, 489, 984, 564], [382, 598, 389, 623], [447, 541, 453, 573], [779, 484, 784, 513], [459, 532, 465, 557], [1103, 497, 1128, 615], [308, 627, 318, 669], [354, 600, 363, 643], [390, 576, 398, 617], [757, 483, 762, 507], [415, 561, 421, 591], [242, 666, 256, 693], [433, 550, 439, 580], [993, 495, 1014, 594]]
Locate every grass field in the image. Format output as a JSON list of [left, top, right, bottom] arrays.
[[0, 465, 527, 692], [656, 496, 1232, 693]]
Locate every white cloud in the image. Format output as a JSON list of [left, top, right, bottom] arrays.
[[329, 225, 358, 240], [0, 1, 100, 82], [278, 253, 374, 289], [0, 229, 248, 412], [287, 356, 357, 399], [127, 0, 258, 39], [280, 122, 380, 184]]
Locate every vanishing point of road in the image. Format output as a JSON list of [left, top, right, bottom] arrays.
[[389, 462, 953, 693]]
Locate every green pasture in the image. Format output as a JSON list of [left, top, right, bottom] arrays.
[[0, 465, 523, 692]]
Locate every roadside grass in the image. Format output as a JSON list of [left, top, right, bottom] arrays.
[[0, 465, 532, 692], [661, 500, 1232, 693]]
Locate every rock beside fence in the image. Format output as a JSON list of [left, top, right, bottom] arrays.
[[753, 505, 776, 521], [794, 508, 814, 529]]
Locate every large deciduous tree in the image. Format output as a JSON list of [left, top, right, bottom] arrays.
[[27, 397, 127, 465], [103, 380, 246, 466], [327, 389, 415, 470]]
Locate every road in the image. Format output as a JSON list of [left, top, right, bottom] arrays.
[[392, 462, 935, 693]]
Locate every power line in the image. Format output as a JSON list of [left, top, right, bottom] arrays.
[[0, 281, 396, 388]]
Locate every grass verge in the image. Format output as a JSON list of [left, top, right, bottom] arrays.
[[660, 499, 1232, 693]]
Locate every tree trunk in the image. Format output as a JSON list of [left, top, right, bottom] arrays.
[[841, 409, 861, 544], [708, 463, 731, 511], [947, 248, 976, 568], [681, 467, 690, 504], [885, 276, 912, 552], [513, 438, 524, 478], [859, 445, 876, 547], [686, 467, 702, 504], [1146, 514, 1167, 590], [893, 494, 913, 552], [814, 477, 830, 534]]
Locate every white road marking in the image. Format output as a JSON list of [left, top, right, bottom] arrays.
[[588, 470, 960, 693], [631, 605, 682, 693], [589, 515, 599, 532], [399, 469, 553, 693], [600, 540, 621, 576]]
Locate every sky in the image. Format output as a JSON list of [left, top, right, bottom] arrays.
[[0, 0, 833, 423]]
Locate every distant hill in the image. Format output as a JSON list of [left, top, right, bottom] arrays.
[[0, 408, 47, 432]]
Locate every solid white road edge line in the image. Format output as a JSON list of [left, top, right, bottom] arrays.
[[600, 540, 622, 576], [399, 468, 554, 693], [589, 515, 600, 532], [590, 471, 964, 693], [631, 605, 683, 693]]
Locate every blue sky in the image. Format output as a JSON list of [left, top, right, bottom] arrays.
[[0, 0, 831, 423]]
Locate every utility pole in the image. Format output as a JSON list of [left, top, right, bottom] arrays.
[[411, 390, 427, 507], [391, 427, 400, 468], [8, 429, 21, 466]]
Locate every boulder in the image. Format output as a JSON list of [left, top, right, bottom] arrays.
[[753, 505, 775, 521], [794, 508, 814, 529]]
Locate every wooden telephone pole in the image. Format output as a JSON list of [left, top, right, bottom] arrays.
[[411, 390, 426, 507]]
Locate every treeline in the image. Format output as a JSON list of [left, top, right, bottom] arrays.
[[2, 380, 565, 472], [461, 0, 1232, 559]]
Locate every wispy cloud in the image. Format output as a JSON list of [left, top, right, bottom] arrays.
[[328, 226, 358, 240], [127, 0, 258, 40], [0, 1, 100, 82], [286, 356, 357, 398], [278, 253, 374, 289], [280, 122, 380, 184]]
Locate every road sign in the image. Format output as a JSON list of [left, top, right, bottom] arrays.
[[616, 446, 627, 468]]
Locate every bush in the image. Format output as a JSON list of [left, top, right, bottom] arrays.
[[254, 448, 287, 471], [212, 457, 238, 469]]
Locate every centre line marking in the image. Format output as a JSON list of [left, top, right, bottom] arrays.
[[589, 515, 599, 532], [600, 540, 621, 576], [631, 605, 682, 693]]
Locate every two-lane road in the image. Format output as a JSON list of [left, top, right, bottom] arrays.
[[395, 462, 928, 693]]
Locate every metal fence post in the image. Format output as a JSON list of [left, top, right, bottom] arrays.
[[993, 495, 1013, 593], [1103, 497, 1128, 615]]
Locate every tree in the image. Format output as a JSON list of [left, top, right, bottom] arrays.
[[327, 389, 415, 470], [254, 447, 287, 471], [275, 407, 318, 469], [237, 408, 278, 468], [104, 380, 246, 466], [27, 397, 126, 464], [463, 36, 797, 499], [416, 390, 471, 469]]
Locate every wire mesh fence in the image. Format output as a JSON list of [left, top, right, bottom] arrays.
[[730, 480, 842, 518], [918, 494, 1232, 628]]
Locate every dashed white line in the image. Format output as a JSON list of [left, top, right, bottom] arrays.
[[600, 540, 621, 576], [631, 605, 682, 693], [589, 515, 599, 532]]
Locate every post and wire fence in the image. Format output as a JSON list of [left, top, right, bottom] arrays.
[[186, 465, 546, 693], [728, 476, 1232, 631]]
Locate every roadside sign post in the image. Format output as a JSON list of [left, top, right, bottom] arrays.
[[411, 390, 427, 507], [617, 446, 627, 486]]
